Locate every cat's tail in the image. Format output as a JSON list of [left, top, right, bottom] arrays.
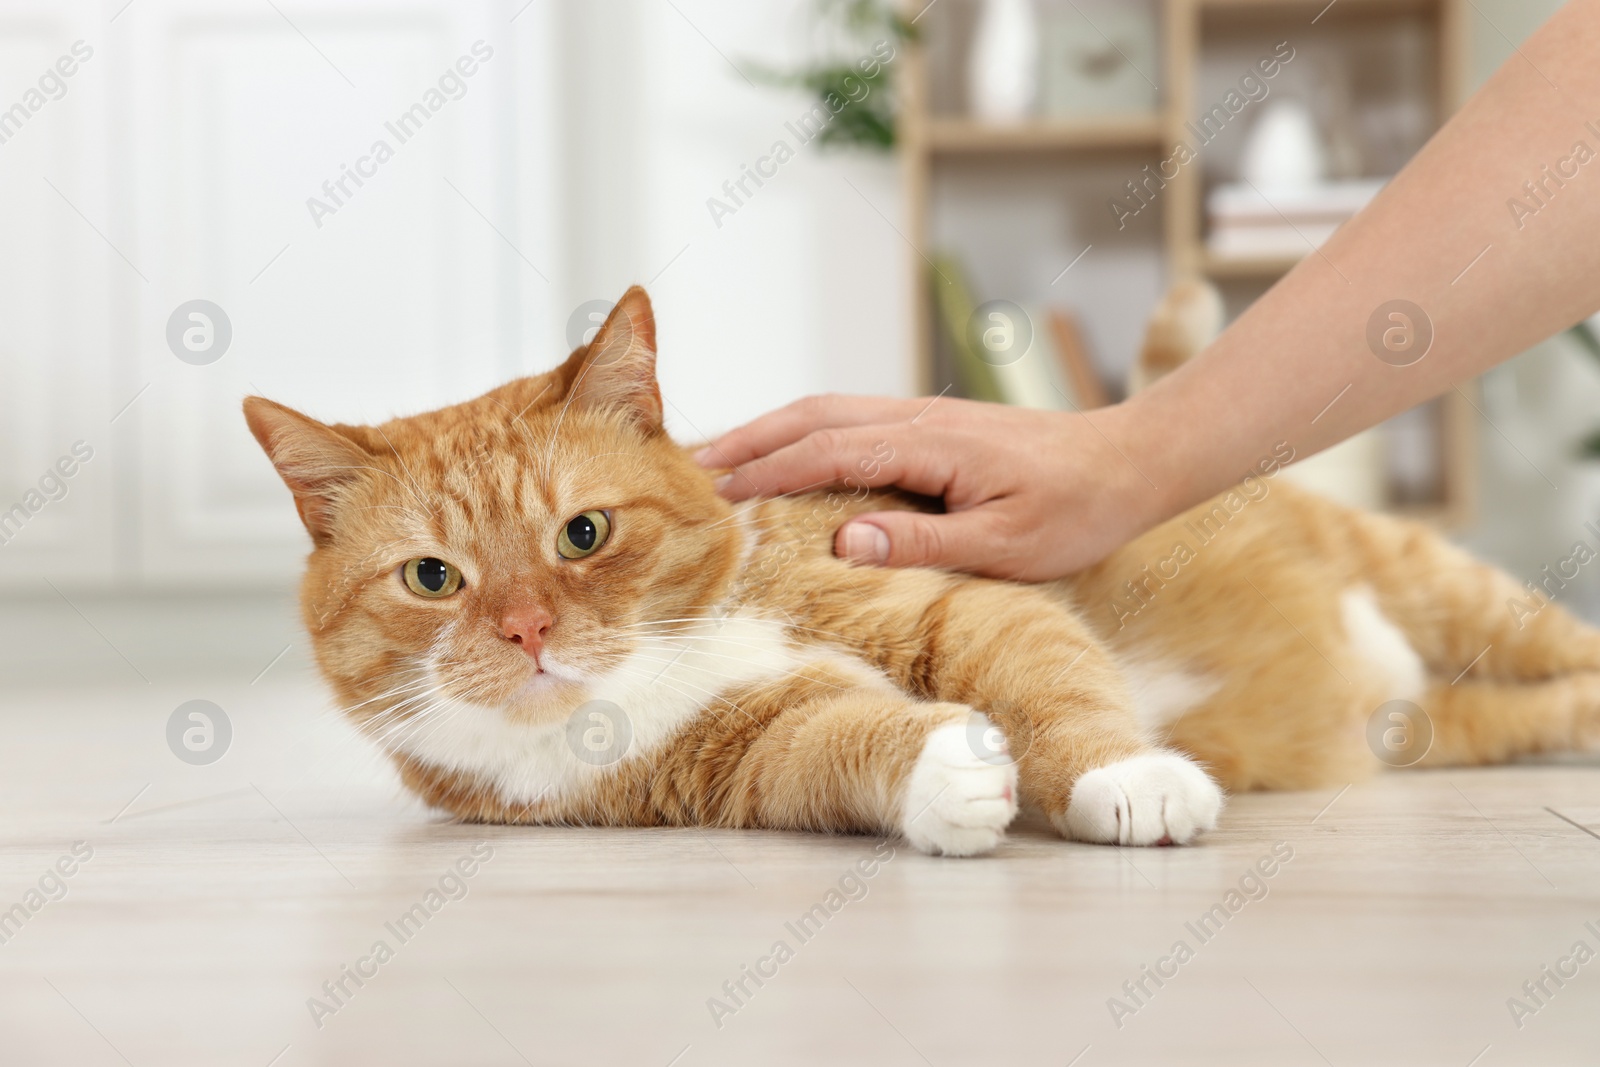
[[1348, 504, 1600, 762], [1127, 280, 1224, 395]]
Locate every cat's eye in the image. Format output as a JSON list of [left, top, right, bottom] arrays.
[[557, 510, 612, 560], [403, 557, 463, 598]]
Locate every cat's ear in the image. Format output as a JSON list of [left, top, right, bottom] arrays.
[[564, 285, 663, 434], [243, 397, 374, 546]]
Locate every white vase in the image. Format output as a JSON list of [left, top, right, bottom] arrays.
[[1239, 99, 1326, 190], [969, 0, 1038, 124]]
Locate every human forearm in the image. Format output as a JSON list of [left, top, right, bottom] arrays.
[[1116, 0, 1600, 513]]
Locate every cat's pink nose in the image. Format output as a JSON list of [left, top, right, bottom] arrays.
[[501, 605, 553, 663]]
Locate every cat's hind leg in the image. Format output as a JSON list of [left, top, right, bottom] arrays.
[[1350, 516, 1600, 765], [1412, 673, 1600, 767]]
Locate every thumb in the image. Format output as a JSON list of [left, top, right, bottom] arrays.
[[834, 510, 995, 571]]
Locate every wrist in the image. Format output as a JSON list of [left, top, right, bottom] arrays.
[[1092, 394, 1191, 534]]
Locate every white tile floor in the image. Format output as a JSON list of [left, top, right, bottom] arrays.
[[2, 674, 1598, 1066]]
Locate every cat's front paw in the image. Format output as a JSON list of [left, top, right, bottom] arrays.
[[900, 718, 1019, 857], [1059, 752, 1222, 846]]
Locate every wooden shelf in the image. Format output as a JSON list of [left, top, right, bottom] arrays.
[[1201, 252, 1304, 279], [925, 116, 1165, 155], [1198, 0, 1438, 14]]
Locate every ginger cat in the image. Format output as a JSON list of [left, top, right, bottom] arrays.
[[244, 287, 1600, 856]]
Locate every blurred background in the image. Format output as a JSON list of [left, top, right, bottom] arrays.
[[1, 0, 1595, 694]]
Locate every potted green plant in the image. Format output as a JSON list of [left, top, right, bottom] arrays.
[[748, 0, 915, 151]]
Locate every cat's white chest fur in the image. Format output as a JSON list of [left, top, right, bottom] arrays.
[[383, 611, 820, 807]]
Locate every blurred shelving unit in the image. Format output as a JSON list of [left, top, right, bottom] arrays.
[[899, 0, 1477, 526], [925, 116, 1168, 153]]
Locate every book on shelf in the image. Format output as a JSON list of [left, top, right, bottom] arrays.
[[1046, 308, 1109, 410], [928, 256, 1109, 411], [1205, 177, 1386, 262], [929, 254, 1004, 404]]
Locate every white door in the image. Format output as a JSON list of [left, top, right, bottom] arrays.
[[0, 0, 557, 589], [0, 2, 116, 585]]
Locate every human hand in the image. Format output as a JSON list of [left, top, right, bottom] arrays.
[[695, 394, 1168, 580]]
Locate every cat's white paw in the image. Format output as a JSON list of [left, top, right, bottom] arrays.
[[1060, 752, 1222, 846], [900, 719, 1019, 857]]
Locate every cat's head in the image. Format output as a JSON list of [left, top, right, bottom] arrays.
[[244, 286, 743, 733]]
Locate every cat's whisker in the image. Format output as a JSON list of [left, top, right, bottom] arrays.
[[276, 667, 476, 796], [360, 677, 465, 735], [366, 672, 506, 747], [329, 674, 434, 719], [365, 701, 447, 749], [362, 696, 441, 738], [347, 672, 447, 714], [354, 651, 486, 751], [338, 675, 440, 716], [393, 701, 473, 754], [370, 693, 477, 752]]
